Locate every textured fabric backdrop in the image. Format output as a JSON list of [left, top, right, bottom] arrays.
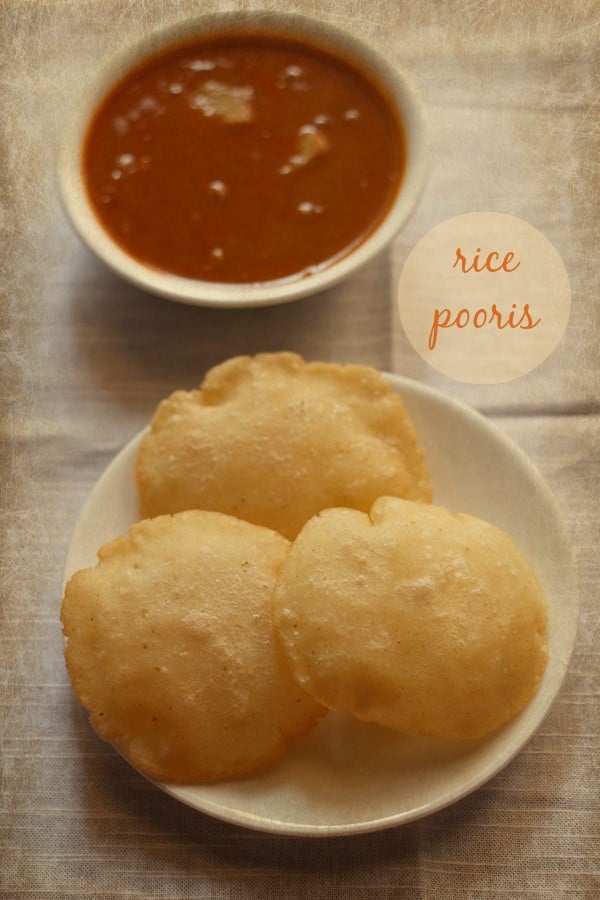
[[1, 1, 598, 897]]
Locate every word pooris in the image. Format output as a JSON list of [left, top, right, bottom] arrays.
[[428, 303, 541, 351]]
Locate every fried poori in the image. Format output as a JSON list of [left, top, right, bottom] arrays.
[[272, 497, 548, 740], [61, 510, 325, 783], [135, 353, 431, 539]]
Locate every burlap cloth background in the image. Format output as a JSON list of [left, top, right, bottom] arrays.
[[1, 1, 598, 897]]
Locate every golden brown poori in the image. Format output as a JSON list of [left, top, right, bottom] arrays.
[[61, 510, 325, 783], [272, 496, 548, 740], [135, 352, 431, 539]]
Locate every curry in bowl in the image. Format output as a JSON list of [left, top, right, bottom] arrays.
[[83, 34, 405, 284], [60, 13, 426, 305]]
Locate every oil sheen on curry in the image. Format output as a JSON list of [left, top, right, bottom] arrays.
[[83, 35, 406, 284]]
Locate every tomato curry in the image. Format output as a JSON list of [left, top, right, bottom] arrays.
[[83, 34, 406, 284]]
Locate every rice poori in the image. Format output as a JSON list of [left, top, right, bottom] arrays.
[[272, 496, 548, 739], [61, 510, 325, 783], [135, 352, 431, 540]]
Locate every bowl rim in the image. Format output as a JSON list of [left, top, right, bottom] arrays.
[[58, 9, 429, 308]]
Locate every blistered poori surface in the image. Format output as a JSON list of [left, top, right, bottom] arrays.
[[61, 510, 325, 783], [135, 353, 431, 539], [273, 496, 548, 739]]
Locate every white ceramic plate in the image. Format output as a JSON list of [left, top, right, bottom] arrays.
[[63, 375, 579, 835]]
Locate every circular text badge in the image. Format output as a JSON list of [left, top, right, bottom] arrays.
[[397, 213, 570, 383]]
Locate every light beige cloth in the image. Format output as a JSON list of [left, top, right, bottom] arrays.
[[1, 1, 598, 896]]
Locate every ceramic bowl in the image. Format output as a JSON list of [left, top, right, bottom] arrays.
[[58, 11, 428, 308]]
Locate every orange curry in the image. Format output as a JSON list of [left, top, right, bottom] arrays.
[[83, 34, 406, 284]]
